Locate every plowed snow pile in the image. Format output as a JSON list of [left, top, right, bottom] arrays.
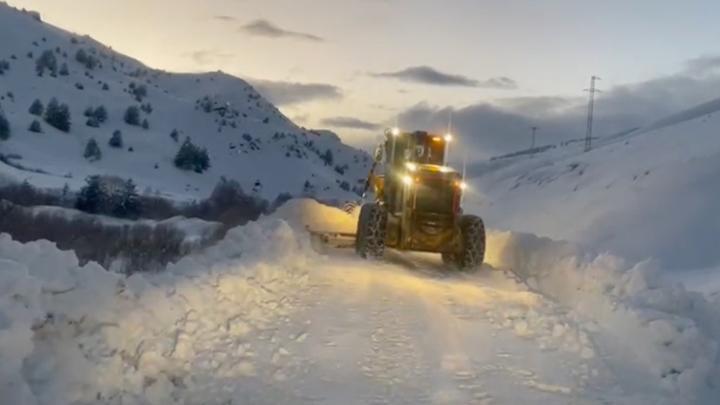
[[0, 219, 317, 404], [1, 199, 718, 404]]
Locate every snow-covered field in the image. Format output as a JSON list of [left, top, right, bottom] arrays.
[[466, 96, 720, 276], [1, 200, 718, 404]]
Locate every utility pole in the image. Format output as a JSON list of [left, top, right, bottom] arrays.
[[584, 75, 601, 152], [530, 126, 539, 150]]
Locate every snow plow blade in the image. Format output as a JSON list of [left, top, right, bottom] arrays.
[[306, 227, 357, 249]]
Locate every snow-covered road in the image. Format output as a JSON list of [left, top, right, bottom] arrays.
[[259, 252, 611, 405], [1, 200, 718, 404]]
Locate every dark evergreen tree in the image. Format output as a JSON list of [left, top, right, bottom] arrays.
[[109, 130, 123, 148], [83, 138, 102, 161], [0, 109, 10, 140], [59, 63, 69, 76], [124, 106, 140, 126], [29, 99, 44, 116], [141, 119, 149, 130], [44, 98, 71, 132], [170, 129, 179, 142], [174, 137, 210, 173], [76, 175, 104, 213], [28, 120, 42, 133], [93, 106, 108, 123], [112, 179, 141, 219], [35, 50, 57, 76], [321, 149, 334, 166]]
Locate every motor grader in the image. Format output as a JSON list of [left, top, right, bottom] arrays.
[[353, 129, 486, 270]]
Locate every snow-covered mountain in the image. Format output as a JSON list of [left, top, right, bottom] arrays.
[[466, 95, 720, 273], [0, 3, 371, 202]]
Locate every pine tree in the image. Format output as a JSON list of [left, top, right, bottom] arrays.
[[0, 109, 10, 140], [124, 106, 140, 126], [83, 138, 102, 161], [29, 99, 44, 116], [141, 118, 149, 130], [44, 98, 71, 132], [322, 149, 334, 166], [35, 50, 57, 76], [76, 175, 104, 213], [109, 130, 123, 148], [113, 179, 141, 219], [174, 137, 210, 173], [93, 106, 107, 123], [28, 120, 42, 133], [59, 63, 69, 76], [170, 129, 179, 142]]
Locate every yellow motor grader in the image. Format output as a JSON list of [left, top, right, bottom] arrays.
[[353, 129, 485, 270], [312, 129, 485, 270]]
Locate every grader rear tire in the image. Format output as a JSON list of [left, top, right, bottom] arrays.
[[355, 203, 386, 259], [446, 215, 486, 270]]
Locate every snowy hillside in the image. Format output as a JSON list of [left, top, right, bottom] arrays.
[[466, 95, 720, 273], [0, 3, 371, 202]]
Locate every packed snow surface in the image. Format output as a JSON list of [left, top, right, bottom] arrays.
[[1, 200, 718, 404]]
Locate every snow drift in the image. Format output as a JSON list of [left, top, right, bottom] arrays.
[[0, 218, 317, 404], [486, 230, 720, 403]]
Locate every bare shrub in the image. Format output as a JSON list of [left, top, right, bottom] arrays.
[[0, 200, 188, 273]]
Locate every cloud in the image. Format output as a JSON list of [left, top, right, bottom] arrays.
[[250, 79, 342, 106], [240, 19, 323, 42], [320, 116, 382, 131], [213, 15, 236, 22], [397, 66, 720, 160], [188, 50, 235, 66], [685, 55, 720, 76], [371, 66, 517, 89]]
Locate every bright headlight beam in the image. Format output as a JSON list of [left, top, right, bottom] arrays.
[[402, 175, 413, 186], [405, 162, 418, 172], [444, 133, 453, 143]]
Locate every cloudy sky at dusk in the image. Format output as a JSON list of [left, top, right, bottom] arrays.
[[9, 0, 720, 157]]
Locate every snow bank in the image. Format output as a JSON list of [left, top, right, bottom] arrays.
[[485, 230, 720, 403], [270, 198, 359, 234], [0, 217, 317, 404]]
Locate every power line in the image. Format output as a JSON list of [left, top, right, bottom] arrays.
[[584, 75, 601, 152]]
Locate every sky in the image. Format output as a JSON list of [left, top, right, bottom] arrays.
[[8, 0, 720, 157]]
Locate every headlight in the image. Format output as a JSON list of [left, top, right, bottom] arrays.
[[391, 127, 401, 136], [405, 162, 418, 172], [402, 175, 414, 186], [444, 133, 453, 143], [459, 181, 467, 190]]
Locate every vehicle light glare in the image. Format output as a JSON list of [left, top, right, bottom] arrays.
[[444, 133, 453, 142], [405, 162, 418, 172], [402, 175, 414, 186]]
